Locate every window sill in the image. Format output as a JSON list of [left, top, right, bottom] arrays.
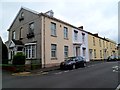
[[64, 57, 68, 59], [26, 58, 37, 60], [51, 57, 57, 60], [51, 35, 57, 37], [64, 38, 69, 40]]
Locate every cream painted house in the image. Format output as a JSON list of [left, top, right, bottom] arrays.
[[88, 33, 117, 61]]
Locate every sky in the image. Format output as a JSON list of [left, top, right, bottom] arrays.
[[0, 0, 119, 43]]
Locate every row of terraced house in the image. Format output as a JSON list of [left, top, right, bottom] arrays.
[[5, 7, 117, 68]]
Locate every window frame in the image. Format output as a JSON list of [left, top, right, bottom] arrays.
[[99, 39, 101, 47], [64, 46, 69, 57], [20, 27, 23, 39], [93, 37, 95, 46], [94, 49, 96, 58], [74, 30, 78, 41], [64, 27, 68, 39], [29, 22, 34, 34], [51, 22, 56, 36], [12, 31, 15, 39], [82, 48, 86, 57], [25, 43, 36, 59], [100, 50, 102, 58], [51, 44, 57, 58], [82, 33, 85, 43]]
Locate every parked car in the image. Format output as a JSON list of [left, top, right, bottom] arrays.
[[60, 56, 86, 70], [107, 55, 117, 61]]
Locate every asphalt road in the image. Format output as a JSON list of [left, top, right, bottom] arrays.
[[2, 61, 120, 89]]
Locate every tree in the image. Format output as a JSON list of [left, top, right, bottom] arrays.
[[2, 42, 8, 64]]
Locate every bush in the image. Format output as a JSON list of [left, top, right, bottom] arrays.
[[2, 42, 8, 64], [13, 52, 25, 65]]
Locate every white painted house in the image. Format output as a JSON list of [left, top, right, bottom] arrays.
[[72, 27, 89, 62]]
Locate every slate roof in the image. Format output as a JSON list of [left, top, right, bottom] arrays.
[[12, 39, 24, 45]]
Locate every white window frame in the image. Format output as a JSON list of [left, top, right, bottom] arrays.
[[82, 33, 85, 43], [64, 46, 68, 57], [64, 27, 68, 39], [29, 22, 34, 34], [74, 30, 78, 41], [25, 43, 36, 59], [51, 44, 57, 58], [51, 22, 56, 36], [12, 31, 15, 39]]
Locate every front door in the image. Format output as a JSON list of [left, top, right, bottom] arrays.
[[76, 47, 80, 56]]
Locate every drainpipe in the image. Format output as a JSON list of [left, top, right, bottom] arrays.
[[43, 16, 46, 68]]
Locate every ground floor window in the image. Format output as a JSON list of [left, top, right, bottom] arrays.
[[51, 44, 57, 58], [94, 49, 96, 58], [25, 44, 36, 59], [64, 46, 68, 57]]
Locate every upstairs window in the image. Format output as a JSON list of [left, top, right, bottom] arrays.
[[64, 27, 68, 39], [99, 39, 101, 47], [19, 12, 24, 21], [12, 31, 15, 39], [93, 37, 95, 46], [27, 22, 34, 38], [29, 22, 34, 34], [21, 12, 24, 18], [82, 33, 85, 43], [74, 30, 78, 40], [51, 22, 56, 36], [20, 27, 23, 39], [103, 41, 105, 47]]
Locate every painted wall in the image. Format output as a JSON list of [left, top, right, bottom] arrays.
[[7, 8, 42, 62], [88, 33, 117, 61], [41, 16, 73, 67], [72, 28, 89, 62]]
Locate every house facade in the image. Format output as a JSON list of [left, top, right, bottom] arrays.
[[88, 32, 117, 61], [6, 7, 117, 68], [6, 7, 75, 68], [72, 27, 89, 62]]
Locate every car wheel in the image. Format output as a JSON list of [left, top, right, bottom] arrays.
[[84, 63, 86, 67], [73, 64, 76, 69]]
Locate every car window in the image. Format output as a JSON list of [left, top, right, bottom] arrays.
[[78, 56, 84, 61]]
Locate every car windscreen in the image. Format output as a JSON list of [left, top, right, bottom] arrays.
[[78, 56, 84, 61], [65, 57, 76, 61]]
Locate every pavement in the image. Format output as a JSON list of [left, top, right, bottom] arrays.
[[10, 60, 106, 76]]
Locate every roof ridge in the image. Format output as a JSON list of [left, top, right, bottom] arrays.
[[21, 6, 39, 14]]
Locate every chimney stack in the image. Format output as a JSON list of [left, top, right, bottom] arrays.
[[45, 10, 54, 17], [78, 26, 83, 29]]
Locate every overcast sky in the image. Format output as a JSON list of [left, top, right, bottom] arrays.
[[0, 0, 119, 43]]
